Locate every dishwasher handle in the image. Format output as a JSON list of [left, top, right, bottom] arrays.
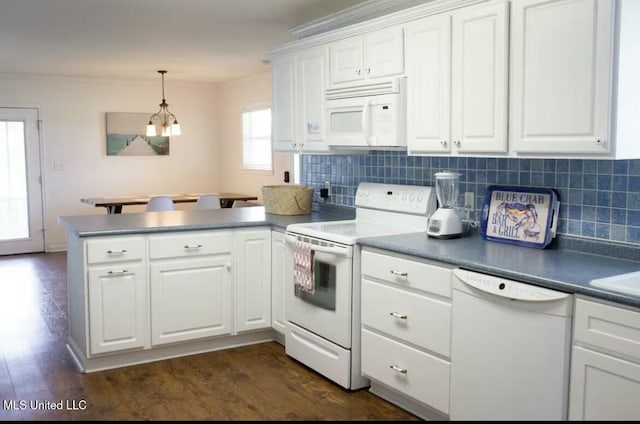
[[453, 269, 570, 302]]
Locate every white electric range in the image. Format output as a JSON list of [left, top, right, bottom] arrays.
[[284, 182, 436, 390]]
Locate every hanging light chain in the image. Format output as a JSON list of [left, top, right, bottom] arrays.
[[147, 70, 181, 137]]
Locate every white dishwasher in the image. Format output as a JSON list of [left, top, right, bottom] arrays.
[[450, 268, 573, 421]]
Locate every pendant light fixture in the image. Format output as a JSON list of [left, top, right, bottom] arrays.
[[146, 70, 181, 137]]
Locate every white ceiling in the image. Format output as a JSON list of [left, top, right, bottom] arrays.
[[0, 0, 367, 83]]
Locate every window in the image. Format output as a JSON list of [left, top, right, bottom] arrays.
[[242, 107, 272, 171]]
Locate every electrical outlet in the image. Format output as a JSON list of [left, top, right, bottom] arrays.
[[464, 192, 474, 210], [324, 181, 331, 195]]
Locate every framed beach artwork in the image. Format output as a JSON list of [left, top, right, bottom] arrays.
[[105, 112, 170, 156]]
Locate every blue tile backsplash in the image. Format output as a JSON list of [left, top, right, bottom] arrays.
[[300, 151, 640, 245]]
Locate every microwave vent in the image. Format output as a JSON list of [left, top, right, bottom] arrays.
[[325, 79, 400, 100]]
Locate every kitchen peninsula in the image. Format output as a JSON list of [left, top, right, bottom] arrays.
[[58, 205, 355, 372]]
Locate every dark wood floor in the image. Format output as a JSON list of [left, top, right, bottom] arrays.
[[0, 252, 419, 421]]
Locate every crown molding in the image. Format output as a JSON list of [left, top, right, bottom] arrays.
[[290, 0, 433, 39], [270, 0, 487, 56]]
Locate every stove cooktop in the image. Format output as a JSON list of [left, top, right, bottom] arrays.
[[286, 219, 426, 245]]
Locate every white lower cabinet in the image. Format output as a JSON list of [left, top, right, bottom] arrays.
[[85, 235, 147, 356], [271, 229, 290, 335], [360, 247, 453, 419], [150, 256, 232, 345], [88, 262, 147, 355], [149, 230, 234, 345], [234, 228, 272, 333], [569, 297, 640, 420], [67, 227, 275, 371]]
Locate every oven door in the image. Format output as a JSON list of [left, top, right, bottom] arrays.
[[285, 233, 354, 349]]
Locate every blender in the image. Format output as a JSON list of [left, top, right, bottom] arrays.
[[427, 171, 464, 238]]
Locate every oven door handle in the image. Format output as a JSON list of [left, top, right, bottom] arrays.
[[285, 234, 349, 256]]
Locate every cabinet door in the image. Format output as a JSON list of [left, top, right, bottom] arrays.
[[88, 263, 147, 355], [364, 26, 405, 79], [150, 256, 232, 345], [406, 14, 452, 154], [272, 54, 298, 151], [297, 46, 330, 152], [569, 346, 640, 420], [451, 0, 508, 153], [510, 0, 613, 154], [234, 229, 272, 333], [330, 36, 364, 85], [271, 231, 288, 334]]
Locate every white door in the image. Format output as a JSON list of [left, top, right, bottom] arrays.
[[330, 36, 364, 85], [363, 26, 405, 79], [297, 46, 330, 152], [271, 230, 288, 334], [451, 0, 508, 153], [509, 0, 613, 154], [272, 54, 298, 152], [88, 263, 147, 355], [406, 13, 452, 154], [150, 256, 232, 346], [234, 228, 271, 333], [0, 107, 44, 255]]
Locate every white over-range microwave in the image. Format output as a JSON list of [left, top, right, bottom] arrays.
[[325, 77, 406, 148]]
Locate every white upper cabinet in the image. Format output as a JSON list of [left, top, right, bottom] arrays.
[[451, 0, 508, 153], [406, 13, 452, 154], [407, 0, 508, 155], [330, 26, 404, 86], [297, 46, 330, 151], [509, 0, 614, 155], [272, 46, 330, 152], [272, 54, 297, 152]]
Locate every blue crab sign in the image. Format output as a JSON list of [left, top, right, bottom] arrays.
[[481, 185, 559, 249]]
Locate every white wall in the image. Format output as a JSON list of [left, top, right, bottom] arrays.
[[217, 71, 293, 201], [0, 74, 220, 251]]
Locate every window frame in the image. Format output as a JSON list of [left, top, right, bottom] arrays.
[[241, 104, 273, 174]]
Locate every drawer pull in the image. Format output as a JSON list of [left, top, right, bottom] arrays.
[[390, 270, 408, 277], [106, 249, 127, 254], [107, 270, 128, 275], [389, 312, 407, 319], [184, 244, 203, 250], [389, 365, 407, 374]]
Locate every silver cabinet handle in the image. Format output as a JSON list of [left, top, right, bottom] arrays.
[[356, 69, 362, 75], [225, 262, 232, 271], [365, 67, 371, 74], [389, 312, 408, 319], [441, 140, 447, 147], [389, 365, 407, 374], [596, 139, 603, 145], [184, 244, 203, 249], [390, 270, 408, 277], [106, 249, 127, 254], [454, 140, 461, 146], [107, 270, 128, 275]]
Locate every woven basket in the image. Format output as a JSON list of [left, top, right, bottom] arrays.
[[261, 185, 314, 215]]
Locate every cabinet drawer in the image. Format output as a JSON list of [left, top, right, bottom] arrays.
[[86, 236, 145, 265], [149, 231, 232, 260], [361, 328, 450, 414], [362, 250, 452, 298], [362, 278, 451, 357], [574, 298, 640, 362]]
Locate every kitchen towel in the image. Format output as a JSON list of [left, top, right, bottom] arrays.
[[293, 240, 315, 294]]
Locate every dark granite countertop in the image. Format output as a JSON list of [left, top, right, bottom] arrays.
[[358, 230, 640, 309], [58, 204, 356, 237], [58, 204, 639, 308]]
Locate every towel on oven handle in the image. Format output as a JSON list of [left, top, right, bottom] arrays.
[[293, 240, 315, 294]]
